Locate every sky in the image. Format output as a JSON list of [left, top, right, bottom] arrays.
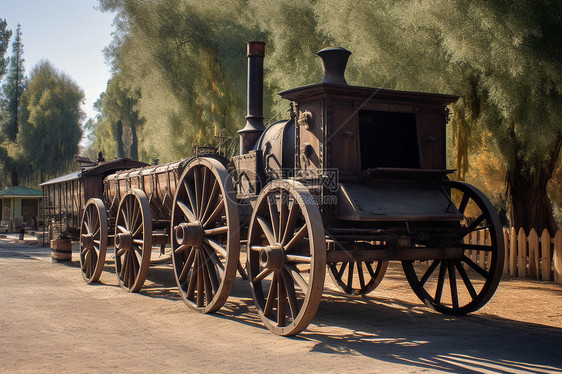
[[1, 0, 115, 120]]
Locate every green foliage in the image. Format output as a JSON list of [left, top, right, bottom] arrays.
[[17, 60, 84, 180], [1, 24, 25, 143], [88, 73, 144, 160], [95, 0, 561, 230], [0, 19, 11, 80]]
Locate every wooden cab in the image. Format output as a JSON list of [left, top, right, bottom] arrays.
[[279, 83, 458, 178]]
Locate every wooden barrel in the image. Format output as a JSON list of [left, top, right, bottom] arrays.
[[50, 239, 72, 262]]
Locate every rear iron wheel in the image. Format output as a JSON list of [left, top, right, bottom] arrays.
[[79, 198, 108, 283], [114, 189, 152, 292], [248, 180, 326, 336], [402, 181, 504, 314], [171, 158, 239, 313]]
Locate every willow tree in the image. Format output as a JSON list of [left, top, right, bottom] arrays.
[[17, 60, 84, 181], [99, 0, 264, 161], [90, 74, 144, 160], [312, 0, 561, 232]]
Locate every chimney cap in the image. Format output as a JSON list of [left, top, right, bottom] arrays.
[[317, 47, 351, 85]]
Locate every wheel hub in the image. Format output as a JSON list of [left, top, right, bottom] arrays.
[[259, 244, 284, 270], [81, 233, 94, 249], [115, 232, 132, 251], [175, 222, 204, 247]]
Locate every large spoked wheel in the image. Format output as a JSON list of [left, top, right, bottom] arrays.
[[248, 180, 326, 336], [171, 158, 239, 313], [114, 189, 152, 292], [79, 198, 108, 283], [328, 260, 388, 296], [402, 181, 504, 314]]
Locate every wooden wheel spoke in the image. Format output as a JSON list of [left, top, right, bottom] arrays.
[[131, 223, 143, 239], [204, 226, 228, 236], [285, 224, 308, 253], [201, 179, 220, 223], [336, 262, 348, 279], [284, 264, 309, 294], [204, 238, 227, 259], [117, 225, 127, 233], [177, 200, 196, 223], [278, 191, 289, 244], [467, 213, 486, 233], [202, 249, 220, 293], [193, 167, 202, 219], [179, 248, 196, 282], [281, 202, 300, 245], [116, 247, 127, 257], [346, 261, 354, 293], [202, 243, 225, 278], [267, 195, 280, 242], [186, 251, 199, 300], [454, 260, 478, 299], [277, 273, 287, 327], [256, 216, 276, 245], [175, 244, 190, 254], [182, 180, 197, 219], [252, 267, 273, 283], [196, 251, 205, 307], [93, 239, 101, 246], [200, 167, 209, 219], [281, 269, 299, 319], [284, 254, 311, 264], [457, 192, 470, 214], [263, 275, 278, 318], [447, 261, 459, 309], [81, 246, 89, 256], [462, 255, 489, 278], [420, 260, 440, 287], [133, 238, 144, 245], [85, 209, 92, 233], [435, 261, 447, 304], [357, 262, 366, 289], [200, 252, 214, 305], [458, 243, 494, 251], [120, 252, 128, 283], [203, 199, 225, 228], [131, 248, 140, 278]]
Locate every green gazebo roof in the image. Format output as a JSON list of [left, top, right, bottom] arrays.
[[0, 186, 42, 198]]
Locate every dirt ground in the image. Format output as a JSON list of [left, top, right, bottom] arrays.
[[0, 236, 561, 373]]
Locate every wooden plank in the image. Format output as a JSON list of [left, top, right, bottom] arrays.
[[540, 229, 551, 281], [528, 228, 539, 280], [326, 247, 463, 263], [517, 228, 527, 278], [509, 227, 517, 276], [470, 231, 478, 263], [503, 228, 509, 275], [554, 230, 562, 284], [478, 229, 488, 270]]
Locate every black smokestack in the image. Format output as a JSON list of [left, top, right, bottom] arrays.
[[317, 47, 351, 85], [239, 41, 266, 155]]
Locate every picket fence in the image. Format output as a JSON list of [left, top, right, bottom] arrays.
[[465, 228, 562, 283]]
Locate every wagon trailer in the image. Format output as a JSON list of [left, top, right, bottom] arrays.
[[71, 42, 504, 335]]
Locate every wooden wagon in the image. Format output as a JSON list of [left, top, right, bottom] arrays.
[[51, 42, 504, 336]]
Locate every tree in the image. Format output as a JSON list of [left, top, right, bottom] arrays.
[[0, 19, 11, 79], [17, 60, 84, 180], [1, 24, 25, 142], [89, 74, 144, 160]]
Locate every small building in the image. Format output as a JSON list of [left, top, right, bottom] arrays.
[[0, 186, 42, 232]]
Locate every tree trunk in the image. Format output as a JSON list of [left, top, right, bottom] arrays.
[[130, 121, 138, 161], [11, 169, 18, 186], [116, 120, 125, 158]]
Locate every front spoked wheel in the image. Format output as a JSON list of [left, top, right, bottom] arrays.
[[171, 158, 239, 313], [402, 181, 504, 314], [248, 180, 326, 336]]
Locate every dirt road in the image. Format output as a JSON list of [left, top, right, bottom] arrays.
[[0, 238, 561, 373]]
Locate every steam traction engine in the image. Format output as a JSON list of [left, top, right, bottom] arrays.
[[78, 42, 504, 336]]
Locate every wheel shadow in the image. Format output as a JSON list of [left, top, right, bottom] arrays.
[[297, 288, 562, 373]]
